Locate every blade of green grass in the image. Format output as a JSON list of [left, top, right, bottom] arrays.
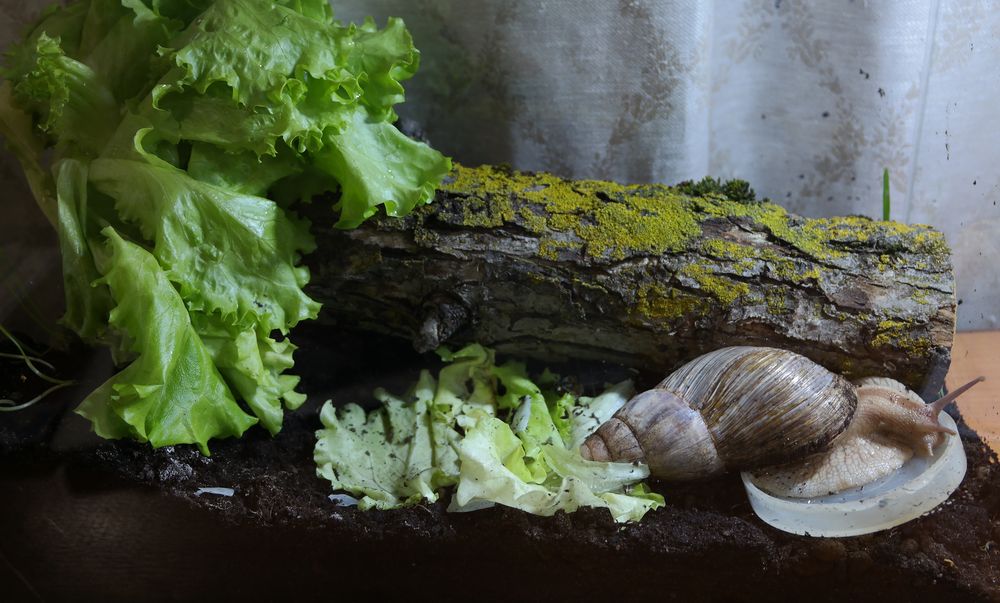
[[883, 168, 891, 221]]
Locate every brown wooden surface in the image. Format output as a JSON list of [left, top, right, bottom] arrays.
[[949, 330, 1000, 452]]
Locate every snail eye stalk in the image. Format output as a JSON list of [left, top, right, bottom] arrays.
[[929, 376, 985, 416]]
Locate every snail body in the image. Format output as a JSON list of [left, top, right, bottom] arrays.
[[582, 346, 982, 497]]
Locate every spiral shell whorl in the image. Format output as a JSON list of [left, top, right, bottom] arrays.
[[658, 347, 858, 471], [582, 346, 858, 479], [582, 389, 725, 480]]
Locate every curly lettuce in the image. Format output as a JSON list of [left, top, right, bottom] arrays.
[[315, 346, 664, 522], [0, 0, 449, 452]]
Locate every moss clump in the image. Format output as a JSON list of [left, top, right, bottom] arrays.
[[693, 200, 949, 262], [911, 289, 931, 305], [679, 263, 749, 305], [531, 178, 702, 260], [764, 290, 788, 315], [460, 193, 514, 228], [674, 176, 758, 204], [538, 239, 580, 261], [576, 196, 701, 260], [872, 319, 931, 355], [635, 283, 709, 321], [518, 206, 549, 233], [819, 216, 950, 256]]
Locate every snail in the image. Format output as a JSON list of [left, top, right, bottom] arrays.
[[580, 346, 984, 498]]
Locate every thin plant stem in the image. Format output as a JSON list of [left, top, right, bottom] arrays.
[[0, 351, 55, 371], [0, 323, 71, 385], [0, 381, 73, 412], [0, 323, 75, 412]]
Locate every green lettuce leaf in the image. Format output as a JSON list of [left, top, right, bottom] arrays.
[[89, 151, 319, 333], [53, 159, 114, 342], [315, 105, 451, 228], [8, 33, 118, 158], [192, 312, 305, 435], [0, 82, 57, 223], [144, 0, 449, 226], [1, 0, 450, 451], [315, 345, 663, 523], [76, 228, 257, 454]]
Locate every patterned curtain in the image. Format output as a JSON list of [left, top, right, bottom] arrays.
[[1, 0, 997, 330]]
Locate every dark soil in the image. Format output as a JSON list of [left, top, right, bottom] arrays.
[[1, 327, 998, 602]]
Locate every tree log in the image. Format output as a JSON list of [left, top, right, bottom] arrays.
[[303, 164, 955, 398]]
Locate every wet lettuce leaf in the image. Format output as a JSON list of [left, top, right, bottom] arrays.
[[0, 0, 449, 451], [315, 345, 664, 522], [76, 228, 258, 454]]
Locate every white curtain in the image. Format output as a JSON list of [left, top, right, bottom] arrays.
[[1, 0, 997, 330]]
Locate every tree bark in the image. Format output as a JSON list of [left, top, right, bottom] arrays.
[[303, 164, 955, 399]]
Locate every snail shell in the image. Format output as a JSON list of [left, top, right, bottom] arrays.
[[581, 346, 858, 480]]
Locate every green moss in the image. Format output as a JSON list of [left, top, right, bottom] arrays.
[[674, 176, 758, 203], [700, 238, 821, 284], [576, 197, 701, 260], [693, 199, 838, 260], [527, 178, 701, 260], [872, 319, 931, 355], [679, 263, 749, 305], [634, 283, 709, 321], [439, 164, 534, 228], [701, 239, 753, 261], [460, 194, 514, 228], [780, 263, 821, 282], [694, 202, 949, 262], [440, 164, 949, 267], [441, 164, 702, 260], [538, 239, 580, 261], [764, 290, 788, 315], [518, 206, 548, 233]]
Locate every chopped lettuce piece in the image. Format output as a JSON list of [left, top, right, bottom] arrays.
[[315, 345, 663, 522], [448, 418, 660, 523], [434, 344, 499, 426], [315, 371, 462, 510], [568, 380, 635, 449]]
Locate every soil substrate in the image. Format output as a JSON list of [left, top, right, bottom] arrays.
[[1, 328, 998, 602]]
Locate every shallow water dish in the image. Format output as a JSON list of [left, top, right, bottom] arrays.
[[741, 411, 967, 537]]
